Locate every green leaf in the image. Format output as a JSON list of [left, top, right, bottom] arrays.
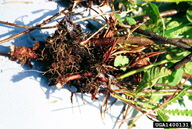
[[183, 61, 192, 74], [178, 97, 186, 107], [166, 50, 191, 63], [186, 7, 192, 23], [126, 17, 136, 25], [165, 22, 192, 38], [144, 3, 160, 23], [167, 68, 183, 86], [157, 109, 170, 122], [187, 2, 192, 6], [115, 13, 123, 24], [114, 55, 129, 71], [119, 0, 133, 10], [149, 3, 160, 18], [188, 95, 192, 101], [151, 95, 162, 103], [164, 109, 192, 117], [136, 67, 171, 93]]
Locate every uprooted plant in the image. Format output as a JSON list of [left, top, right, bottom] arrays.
[[1, 0, 192, 128]]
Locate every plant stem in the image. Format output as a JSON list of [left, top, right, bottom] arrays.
[[0, 21, 56, 29], [73, 10, 131, 23], [112, 92, 154, 109], [170, 52, 192, 72], [80, 24, 107, 45], [139, 89, 192, 96], [155, 9, 178, 19], [56, 72, 93, 89], [0, 9, 131, 44], [2, 1, 33, 4], [0, 9, 69, 44], [0, 52, 10, 57], [93, 37, 192, 45], [115, 75, 191, 123], [134, 27, 192, 51], [118, 104, 130, 129], [104, 38, 118, 63], [118, 59, 169, 80]]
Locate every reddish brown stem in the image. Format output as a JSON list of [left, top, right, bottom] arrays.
[[0, 52, 10, 58], [104, 38, 118, 63], [91, 38, 113, 45], [131, 51, 165, 67], [92, 37, 192, 46], [56, 72, 93, 89], [134, 27, 192, 51], [65, 72, 93, 82]]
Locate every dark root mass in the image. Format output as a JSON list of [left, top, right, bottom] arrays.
[[32, 18, 113, 93]]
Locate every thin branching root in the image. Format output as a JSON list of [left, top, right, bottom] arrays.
[[1, 1, 192, 128]]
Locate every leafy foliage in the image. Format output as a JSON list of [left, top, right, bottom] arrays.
[[142, 3, 160, 23], [164, 21, 192, 38], [186, 7, 192, 22], [94, 0, 192, 127], [157, 109, 170, 122], [183, 61, 192, 74], [118, 0, 133, 10], [136, 67, 171, 93], [157, 68, 184, 88], [114, 55, 129, 71], [188, 95, 192, 101], [148, 3, 160, 23], [115, 13, 123, 24], [164, 109, 192, 117], [166, 48, 191, 63], [141, 2, 192, 38], [125, 17, 136, 25], [75, 1, 192, 126]]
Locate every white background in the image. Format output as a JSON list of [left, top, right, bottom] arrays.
[[0, 0, 192, 129]]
